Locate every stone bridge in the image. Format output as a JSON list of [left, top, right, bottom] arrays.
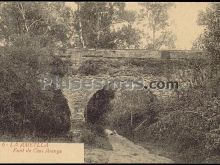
[[59, 49, 207, 129]]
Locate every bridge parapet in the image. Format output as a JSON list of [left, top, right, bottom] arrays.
[[63, 49, 206, 60]]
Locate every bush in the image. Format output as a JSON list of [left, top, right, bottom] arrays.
[[80, 128, 96, 145], [90, 124, 106, 137], [106, 89, 158, 139], [78, 59, 109, 76], [50, 56, 69, 77], [33, 89, 71, 135], [135, 111, 209, 163], [0, 35, 71, 137]]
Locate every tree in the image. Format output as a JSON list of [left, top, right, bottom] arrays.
[[139, 2, 176, 49], [0, 2, 73, 51], [0, 2, 72, 135], [0, 34, 71, 135], [73, 2, 140, 49], [0, 2, 74, 76], [191, 34, 206, 51], [197, 3, 220, 78]]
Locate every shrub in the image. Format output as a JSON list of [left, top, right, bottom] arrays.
[[80, 128, 96, 145], [50, 56, 69, 77], [0, 35, 71, 137], [78, 59, 109, 76], [106, 89, 158, 139], [135, 111, 209, 163], [33, 89, 71, 135]]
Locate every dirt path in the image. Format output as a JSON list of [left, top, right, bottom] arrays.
[[107, 132, 173, 163], [85, 130, 174, 163]]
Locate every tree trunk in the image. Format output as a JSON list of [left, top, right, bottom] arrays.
[[97, 12, 101, 46], [77, 3, 85, 48], [152, 26, 156, 49]]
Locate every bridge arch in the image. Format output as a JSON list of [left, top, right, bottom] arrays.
[[83, 80, 157, 127], [84, 83, 117, 125]]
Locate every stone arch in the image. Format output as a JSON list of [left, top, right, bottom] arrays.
[[83, 79, 155, 126], [84, 83, 116, 125]]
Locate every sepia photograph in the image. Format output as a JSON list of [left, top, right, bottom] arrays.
[[0, 1, 219, 163]]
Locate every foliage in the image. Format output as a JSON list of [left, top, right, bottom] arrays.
[[0, 35, 71, 136], [191, 34, 206, 51], [134, 83, 220, 163], [78, 59, 109, 76], [74, 2, 140, 49], [197, 3, 220, 77], [80, 128, 96, 144], [0, 2, 73, 50], [139, 2, 176, 49], [0, 2, 72, 137], [107, 89, 158, 139]]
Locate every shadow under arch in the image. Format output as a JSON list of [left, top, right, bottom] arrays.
[[84, 83, 116, 125]]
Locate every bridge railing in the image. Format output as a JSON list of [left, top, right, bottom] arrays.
[[59, 49, 206, 60]]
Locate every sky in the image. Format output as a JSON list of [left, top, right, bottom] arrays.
[[166, 2, 208, 50], [65, 2, 209, 50]]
